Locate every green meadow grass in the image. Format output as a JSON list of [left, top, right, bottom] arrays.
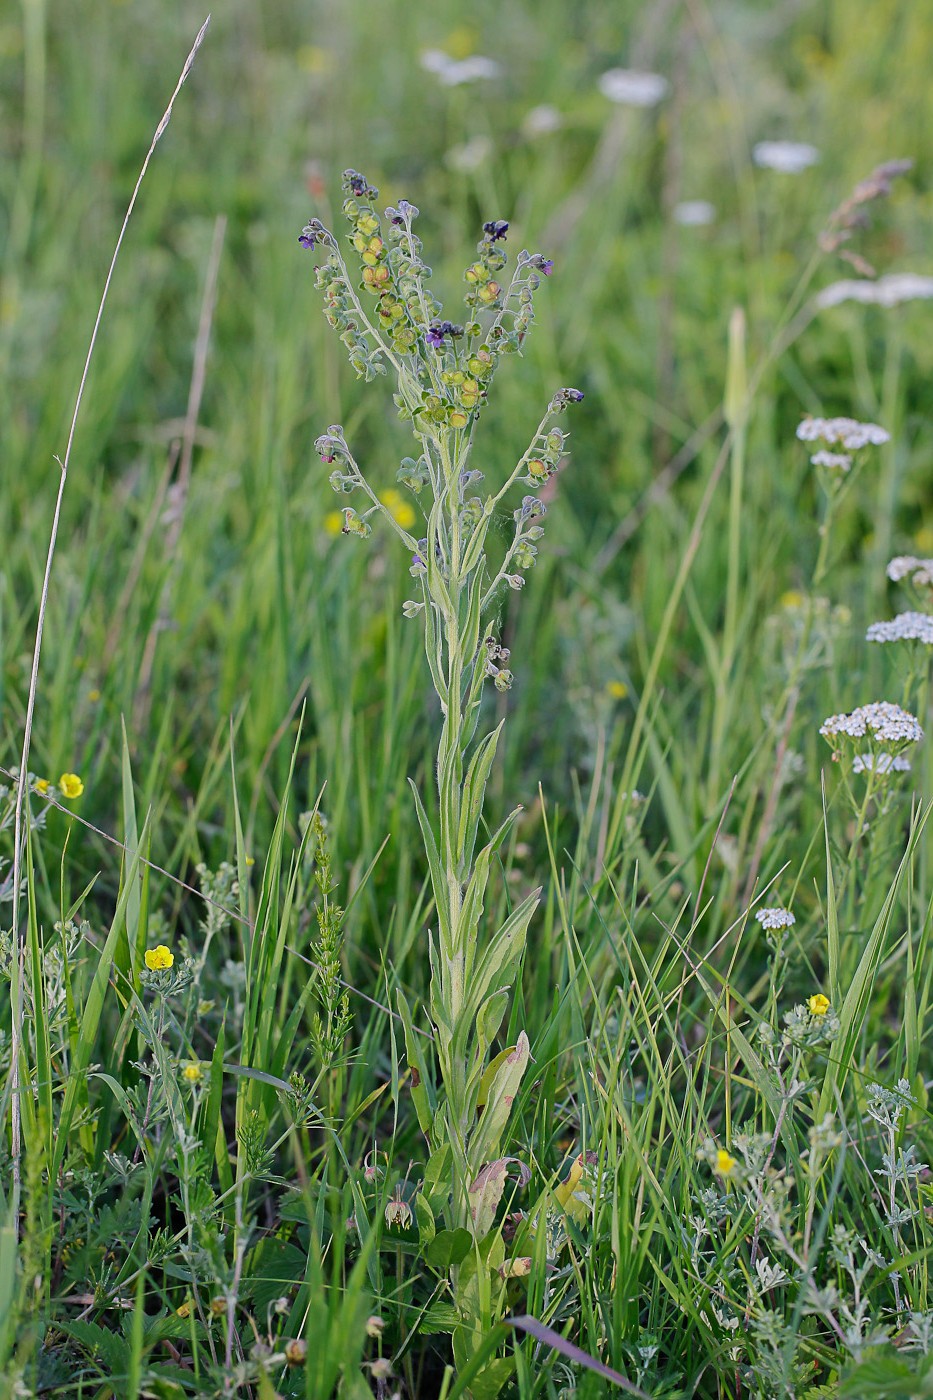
[[2, 1, 933, 1395]]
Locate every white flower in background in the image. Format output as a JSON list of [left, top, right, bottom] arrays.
[[598, 68, 668, 107], [819, 701, 923, 745], [797, 417, 890, 449], [421, 49, 502, 86], [522, 104, 562, 137], [866, 612, 933, 645], [816, 273, 933, 311], [674, 200, 716, 226], [753, 141, 820, 174], [445, 136, 493, 172], [755, 907, 796, 931], [852, 752, 911, 774], [810, 450, 852, 472], [887, 556, 933, 586]]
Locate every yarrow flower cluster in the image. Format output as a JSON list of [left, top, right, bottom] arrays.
[[597, 68, 668, 107], [866, 611, 933, 646], [887, 554, 933, 585], [819, 701, 922, 745], [851, 752, 911, 775], [753, 140, 819, 174], [809, 449, 852, 473], [816, 272, 933, 311], [755, 907, 796, 931], [797, 417, 890, 450]]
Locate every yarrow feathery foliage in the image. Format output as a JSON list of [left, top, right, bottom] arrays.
[[300, 170, 582, 1359]]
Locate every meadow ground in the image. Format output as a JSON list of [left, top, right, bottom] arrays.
[[2, 1, 933, 1396]]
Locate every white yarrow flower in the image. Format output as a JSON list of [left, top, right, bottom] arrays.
[[819, 701, 923, 745], [421, 50, 502, 86], [522, 104, 562, 137], [755, 907, 796, 931], [445, 136, 493, 172], [810, 450, 853, 472], [852, 752, 912, 774], [866, 612, 933, 645], [815, 273, 933, 311], [753, 141, 820, 174], [797, 417, 890, 449], [886, 555, 933, 587], [674, 200, 716, 226], [598, 68, 668, 107]]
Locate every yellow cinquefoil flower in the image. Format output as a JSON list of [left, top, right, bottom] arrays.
[[182, 1062, 203, 1083], [145, 945, 174, 971], [59, 773, 84, 799], [379, 488, 416, 530], [715, 1148, 737, 1177], [808, 993, 831, 1017]]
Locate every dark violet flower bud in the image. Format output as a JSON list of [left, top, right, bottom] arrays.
[[551, 387, 585, 411], [482, 219, 509, 242], [342, 168, 377, 199]]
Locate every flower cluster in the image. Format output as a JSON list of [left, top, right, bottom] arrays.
[[753, 141, 819, 174], [866, 611, 933, 646], [887, 554, 933, 587], [301, 170, 583, 704], [820, 701, 922, 783], [851, 752, 911, 775], [782, 997, 840, 1049], [809, 449, 852, 473], [797, 416, 890, 450], [754, 906, 795, 932]]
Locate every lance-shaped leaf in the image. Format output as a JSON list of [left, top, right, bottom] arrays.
[[409, 780, 451, 951], [468, 1157, 509, 1239], [468, 1032, 531, 1168], [457, 722, 505, 872]]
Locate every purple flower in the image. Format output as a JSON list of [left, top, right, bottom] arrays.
[[483, 220, 509, 242], [425, 319, 464, 349], [550, 387, 585, 412], [540, 258, 554, 275], [299, 232, 316, 250], [343, 168, 377, 198]]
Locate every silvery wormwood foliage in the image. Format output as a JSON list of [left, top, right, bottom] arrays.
[[299, 172, 584, 1244]]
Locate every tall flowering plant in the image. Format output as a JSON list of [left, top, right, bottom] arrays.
[[301, 173, 581, 1254]]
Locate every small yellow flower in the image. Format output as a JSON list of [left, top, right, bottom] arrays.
[[914, 524, 933, 555], [715, 1148, 737, 1177], [58, 772, 84, 800], [245, 854, 255, 867], [34, 778, 50, 795], [182, 1062, 203, 1083], [87, 688, 101, 703], [379, 489, 416, 531], [296, 44, 330, 74], [780, 590, 805, 610], [444, 23, 478, 59], [606, 680, 628, 700], [144, 945, 174, 971], [324, 510, 343, 536], [176, 1301, 191, 1318], [808, 993, 831, 1017]]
